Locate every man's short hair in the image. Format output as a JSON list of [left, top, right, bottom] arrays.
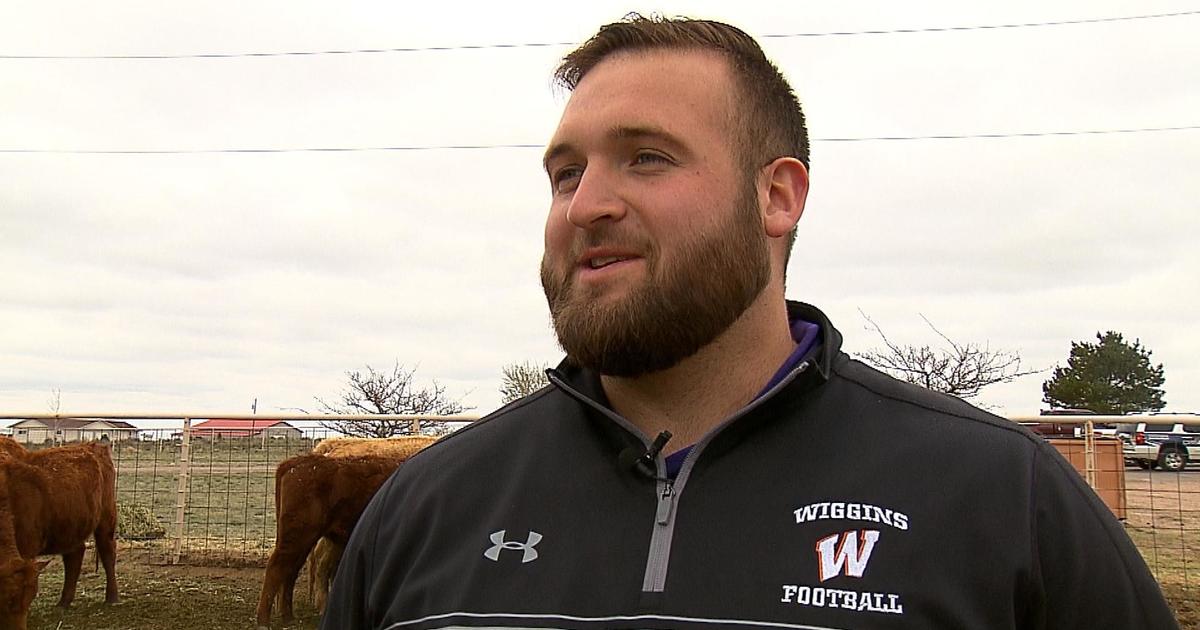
[[554, 14, 810, 260]]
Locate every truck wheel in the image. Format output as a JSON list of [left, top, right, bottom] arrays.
[[1158, 449, 1187, 472]]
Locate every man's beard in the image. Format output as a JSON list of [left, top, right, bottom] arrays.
[[540, 184, 771, 377]]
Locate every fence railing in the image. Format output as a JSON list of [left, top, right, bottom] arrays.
[[1, 412, 1195, 615]]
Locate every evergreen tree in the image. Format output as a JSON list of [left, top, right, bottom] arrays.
[[1042, 331, 1165, 414]]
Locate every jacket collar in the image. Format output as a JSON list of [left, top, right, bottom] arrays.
[[786, 300, 841, 381]]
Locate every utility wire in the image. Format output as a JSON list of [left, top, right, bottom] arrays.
[[1, 9, 1196, 60], [0, 143, 545, 155], [761, 9, 1200, 39], [0, 41, 577, 60], [817, 125, 1200, 142], [1, 126, 1195, 154]]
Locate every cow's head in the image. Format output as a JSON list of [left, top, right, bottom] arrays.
[[0, 557, 49, 630]]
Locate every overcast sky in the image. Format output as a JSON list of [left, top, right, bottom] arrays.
[[2, 1, 1197, 424]]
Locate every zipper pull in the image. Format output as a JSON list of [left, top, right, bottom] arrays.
[[656, 482, 675, 525]]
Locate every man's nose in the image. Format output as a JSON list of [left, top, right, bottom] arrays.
[[565, 167, 627, 229]]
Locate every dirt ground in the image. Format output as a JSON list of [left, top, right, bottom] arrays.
[[22, 469, 1200, 629], [1124, 469, 1200, 628], [27, 549, 320, 630]]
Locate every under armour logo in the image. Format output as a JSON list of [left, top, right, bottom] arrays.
[[483, 529, 542, 563]]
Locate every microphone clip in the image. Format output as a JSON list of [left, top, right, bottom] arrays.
[[634, 430, 672, 478]]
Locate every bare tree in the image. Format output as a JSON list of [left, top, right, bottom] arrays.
[[499, 361, 550, 404], [47, 388, 63, 445], [856, 312, 1038, 400], [316, 363, 470, 437]]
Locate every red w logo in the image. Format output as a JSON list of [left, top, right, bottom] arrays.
[[815, 530, 879, 582]]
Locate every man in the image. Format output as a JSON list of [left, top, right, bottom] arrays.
[[321, 15, 1178, 630]]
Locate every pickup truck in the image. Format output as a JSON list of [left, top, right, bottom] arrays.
[[1117, 421, 1200, 472]]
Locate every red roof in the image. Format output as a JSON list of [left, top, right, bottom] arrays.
[[191, 419, 294, 430]]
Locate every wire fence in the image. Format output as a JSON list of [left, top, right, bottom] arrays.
[[1012, 415, 1197, 618], [0, 413, 471, 566], [1, 413, 1196, 615], [113, 427, 315, 565]]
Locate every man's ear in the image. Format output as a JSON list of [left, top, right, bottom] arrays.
[[760, 157, 809, 238]]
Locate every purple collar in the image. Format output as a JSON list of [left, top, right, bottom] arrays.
[[664, 317, 821, 478]]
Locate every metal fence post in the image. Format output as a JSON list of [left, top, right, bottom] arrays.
[[172, 417, 193, 564], [1083, 418, 1097, 488]]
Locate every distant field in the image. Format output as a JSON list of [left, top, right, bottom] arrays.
[[106, 438, 316, 563]]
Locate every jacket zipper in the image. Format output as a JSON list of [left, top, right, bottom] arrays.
[[641, 476, 676, 593], [656, 482, 674, 524], [549, 360, 811, 597]]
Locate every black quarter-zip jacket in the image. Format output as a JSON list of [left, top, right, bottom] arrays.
[[320, 302, 1178, 630]]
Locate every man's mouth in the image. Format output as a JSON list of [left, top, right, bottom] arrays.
[[587, 256, 634, 269]]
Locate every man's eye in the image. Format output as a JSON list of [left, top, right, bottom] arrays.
[[633, 151, 671, 166], [551, 166, 582, 193]]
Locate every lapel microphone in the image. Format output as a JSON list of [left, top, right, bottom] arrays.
[[617, 430, 673, 479]]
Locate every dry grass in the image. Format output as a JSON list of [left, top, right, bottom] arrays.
[[1121, 469, 1200, 628], [27, 549, 320, 630]]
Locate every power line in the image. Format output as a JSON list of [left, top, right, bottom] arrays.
[[761, 9, 1200, 39], [817, 125, 1200, 142], [0, 143, 545, 155], [2, 9, 1196, 60], [0, 41, 578, 61], [1, 125, 1195, 155]]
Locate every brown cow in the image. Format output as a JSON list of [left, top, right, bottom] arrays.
[[311, 435, 436, 459], [255, 453, 406, 626], [0, 438, 26, 460], [0, 442, 118, 630], [303, 436, 437, 612], [307, 537, 343, 613]]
